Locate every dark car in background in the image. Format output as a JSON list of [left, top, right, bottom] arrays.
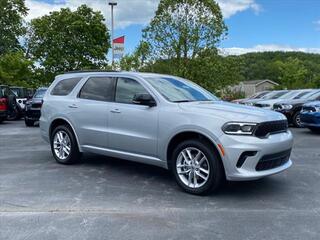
[[273, 90, 320, 127], [300, 101, 320, 133], [25, 87, 47, 126], [0, 85, 20, 122], [10, 86, 29, 111]]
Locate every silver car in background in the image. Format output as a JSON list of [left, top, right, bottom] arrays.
[[40, 71, 293, 195]]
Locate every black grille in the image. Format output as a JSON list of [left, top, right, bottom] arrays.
[[273, 104, 282, 110], [256, 149, 291, 171], [254, 120, 288, 138]]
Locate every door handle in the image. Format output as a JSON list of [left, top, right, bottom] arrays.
[[68, 104, 78, 109], [110, 109, 121, 113]]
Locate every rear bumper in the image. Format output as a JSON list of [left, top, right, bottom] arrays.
[[300, 112, 320, 127], [25, 109, 41, 121], [0, 110, 7, 118], [219, 131, 293, 181]]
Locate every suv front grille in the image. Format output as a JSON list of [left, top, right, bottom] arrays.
[[256, 149, 291, 171], [254, 120, 288, 138]]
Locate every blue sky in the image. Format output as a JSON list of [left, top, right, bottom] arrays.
[[25, 0, 320, 55]]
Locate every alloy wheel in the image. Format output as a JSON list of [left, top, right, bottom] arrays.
[[176, 147, 210, 189], [53, 130, 71, 160]]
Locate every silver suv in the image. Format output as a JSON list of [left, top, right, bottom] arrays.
[[40, 71, 293, 195]]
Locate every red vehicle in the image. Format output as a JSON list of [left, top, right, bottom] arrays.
[[0, 85, 19, 123]]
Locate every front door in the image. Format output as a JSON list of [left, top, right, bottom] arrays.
[[108, 77, 158, 157]]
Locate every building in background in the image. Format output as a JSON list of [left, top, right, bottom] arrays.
[[229, 79, 279, 97]]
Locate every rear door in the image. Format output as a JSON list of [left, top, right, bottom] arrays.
[[70, 76, 116, 149]]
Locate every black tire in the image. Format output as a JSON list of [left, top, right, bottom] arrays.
[[50, 125, 81, 164], [309, 127, 320, 133], [171, 139, 224, 195], [0, 117, 4, 123], [292, 111, 302, 128], [25, 118, 34, 127]]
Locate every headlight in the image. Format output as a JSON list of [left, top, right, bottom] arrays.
[[244, 102, 254, 106], [281, 104, 293, 110], [222, 122, 257, 135]]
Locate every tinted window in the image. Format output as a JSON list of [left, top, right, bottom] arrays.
[[34, 89, 47, 98], [79, 77, 116, 101], [115, 78, 149, 104], [51, 77, 82, 96]]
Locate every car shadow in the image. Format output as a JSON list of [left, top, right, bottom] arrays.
[[79, 153, 286, 197]]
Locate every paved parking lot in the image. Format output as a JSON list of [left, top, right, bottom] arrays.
[[0, 120, 320, 240]]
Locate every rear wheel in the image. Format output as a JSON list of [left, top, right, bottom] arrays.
[[171, 139, 224, 195], [292, 111, 302, 128], [51, 125, 81, 164]]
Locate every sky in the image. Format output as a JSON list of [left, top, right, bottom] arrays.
[[24, 0, 320, 55]]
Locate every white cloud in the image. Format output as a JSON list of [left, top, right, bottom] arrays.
[[25, 0, 261, 28], [314, 19, 320, 31], [220, 44, 320, 55]]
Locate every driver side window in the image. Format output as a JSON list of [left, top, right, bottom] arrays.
[[115, 78, 149, 104]]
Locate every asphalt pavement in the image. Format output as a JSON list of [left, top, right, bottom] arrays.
[[0, 120, 319, 240]]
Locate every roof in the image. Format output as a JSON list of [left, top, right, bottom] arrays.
[[242, 79, 279, 86]]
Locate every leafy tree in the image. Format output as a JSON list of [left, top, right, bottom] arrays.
[[143, 0, 227, 77], [0, 0, 28, 55], [28, 5, 110, 74], [0, 51, 33, 87]]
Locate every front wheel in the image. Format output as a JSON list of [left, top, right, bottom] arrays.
[[51, 125, 81, 164], [171, 139, 224, 195], [292, 112, 302, 128]]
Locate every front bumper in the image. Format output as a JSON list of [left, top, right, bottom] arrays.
[[219, 131, 293, 181], [300, 112, 320, 128], [274, 109, 293, 122]]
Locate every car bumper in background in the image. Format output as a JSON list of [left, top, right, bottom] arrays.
[[25, 109, 41, 121], [274, 109, 294, 122], [300, 112, 320, 128], [219, 131, 293, 181]]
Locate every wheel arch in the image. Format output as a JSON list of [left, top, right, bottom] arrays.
[[166, 131, 225, 171], [49, 117, 82, 152]]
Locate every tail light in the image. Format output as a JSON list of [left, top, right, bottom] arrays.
[[0, 98, 7, 111]]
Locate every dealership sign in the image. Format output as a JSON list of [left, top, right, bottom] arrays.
[[113, 36, 125, 59]]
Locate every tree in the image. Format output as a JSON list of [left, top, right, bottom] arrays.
[[0, 0, 28, 55], [143, 0, 226, 76], [0, 51, 33, 87], [28, 5, 110, 74]]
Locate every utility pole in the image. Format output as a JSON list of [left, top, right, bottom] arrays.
[[108, 1, 117, 68]]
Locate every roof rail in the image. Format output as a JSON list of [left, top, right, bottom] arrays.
[[63, 70, 120, 74]]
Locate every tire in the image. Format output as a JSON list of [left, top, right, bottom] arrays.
[[25, 118, 34, 127], [309, 127, 320, 133], [50, 125, 81, 164], [292, 111, 302, 128], [171, 139, 224, 195], [0, 117, 4, 123]]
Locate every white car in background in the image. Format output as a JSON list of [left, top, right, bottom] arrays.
[[254, 89, 314, 109], [241, 90, 290, 106]]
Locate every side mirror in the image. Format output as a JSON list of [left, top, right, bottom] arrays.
[[132, 93, 156, 107]]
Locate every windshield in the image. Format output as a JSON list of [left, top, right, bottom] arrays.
[[263, 91, 289, 100], [251, 91, 269, 99], [11, 88, 27, 98], [144, 76, 219, 102], [293, 91, 312, 99], [34, 89, 47, 98], [308, 91, 320, 100]]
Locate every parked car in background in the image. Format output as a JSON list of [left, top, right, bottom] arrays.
[[232, 91, 270, 104], [253, 89, 313, 109], [0, 85, 20, 122], [273, 90, 320, 127], [40, 71, 293, 195], [241, 90, 290, 106], [10, 86, 29, 111], [25, 87, 48, 127], [300, 101, 320, 133]]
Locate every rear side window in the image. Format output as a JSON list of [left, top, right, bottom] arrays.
[[115, 78, 149, 104], [79, 77, 116, 102], [51, 77, 82, 96]]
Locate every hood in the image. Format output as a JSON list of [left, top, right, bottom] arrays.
[[274, 99, 309, 106], [303, 101, 320, 107], [178, 101, 285, 123]]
